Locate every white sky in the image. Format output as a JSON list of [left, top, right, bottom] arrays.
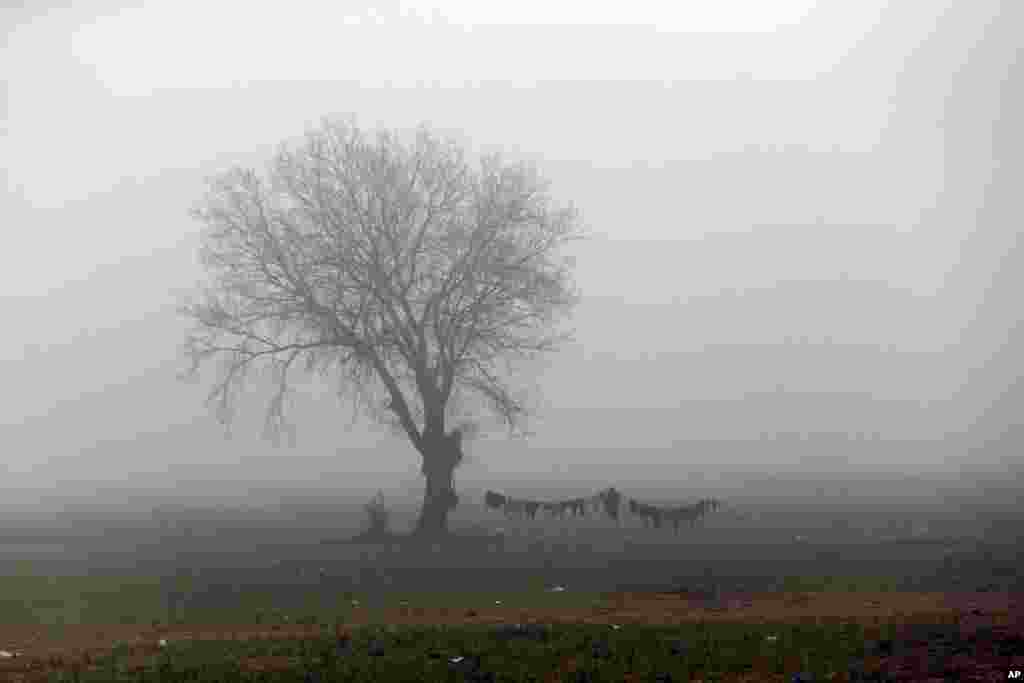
[[2, 0, 1019, 505], [68, 0, 828, 96], [2, 0, 925, 295]]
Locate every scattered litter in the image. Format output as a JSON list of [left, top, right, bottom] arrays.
[[591, 639, 612, 658], [0, 650, 17, 659], [367, 639, 386, 657], [494, 600, 502, 605], [492, 623, 548, 642], [448, 654, 482, 673], [158, 639, 168, 648], [765, 635, 778, 643], [610, 624, 621, 630], [548, 585, 566, 592]]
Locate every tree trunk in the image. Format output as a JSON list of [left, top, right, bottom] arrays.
[[413, 430, 463, 538]]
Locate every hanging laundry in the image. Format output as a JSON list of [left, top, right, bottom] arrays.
[[485, 491, 507, 511], [600, 487, 622, 522], [628, 499, 649, 527], [701, 498, 721, 515], [665, 505, 699, 534], [628, 499, 669, 529], [505, 499, 526, 519], [666, 508, 682, 534], [480, 487, 725, 532]]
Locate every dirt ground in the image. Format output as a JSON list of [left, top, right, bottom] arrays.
[[0, 590, 1020, 681]]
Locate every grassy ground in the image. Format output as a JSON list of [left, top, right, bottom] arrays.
[[44, 620, 883, 682], [778, 575, 900, 594], [0, 565, 166, 626], [2, 568, 1017, 681], [0, 565, 607, 627], [0, 565, 914, 629]]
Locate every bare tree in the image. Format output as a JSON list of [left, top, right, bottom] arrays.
[[180, 117, 585, 538]]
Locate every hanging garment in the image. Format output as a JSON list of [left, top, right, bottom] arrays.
[[652, 509, 663, 529], [694, 499, 721, 524], [505, 499, 526, 519], [634, 501, 657, 517], [629, 500, 665, 529], [601, 487, 622, 522], [485, 490, 507, 511], [665, 508, 682, 534], [672, 505, 690, 529], [628, 499, 648, 526], [684, 505, 703, 531]]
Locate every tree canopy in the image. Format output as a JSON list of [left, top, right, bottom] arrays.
[[181, 117, 585, 457]]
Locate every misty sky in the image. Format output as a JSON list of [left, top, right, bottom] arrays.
[[2, 0, 1021, 506]]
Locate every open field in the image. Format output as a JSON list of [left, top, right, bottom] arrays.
[[0, 495, 1020, 626], [2, 494, 1020, 619], [0, 493, 1020, 679], [0, 588, 1021, 681]]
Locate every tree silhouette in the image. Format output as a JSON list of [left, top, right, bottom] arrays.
[[180, 117, 585, 537]]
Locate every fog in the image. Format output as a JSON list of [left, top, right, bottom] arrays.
[[2, 0, 1021, 519]]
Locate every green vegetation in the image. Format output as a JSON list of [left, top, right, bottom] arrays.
[[0, 569, 605, 627], [0, 569, 913, 628], [52, 620, 888, 682], [0, 569, 166, 626], [779, 574, 899, 594], [0, 568, 980, 680]]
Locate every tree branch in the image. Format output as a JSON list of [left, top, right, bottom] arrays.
[[182, 116, 585, 447]]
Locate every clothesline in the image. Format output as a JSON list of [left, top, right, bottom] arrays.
[[484, 488, 621, 521], [627, 498, 722, 532], [483, 487, 723, 534]]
